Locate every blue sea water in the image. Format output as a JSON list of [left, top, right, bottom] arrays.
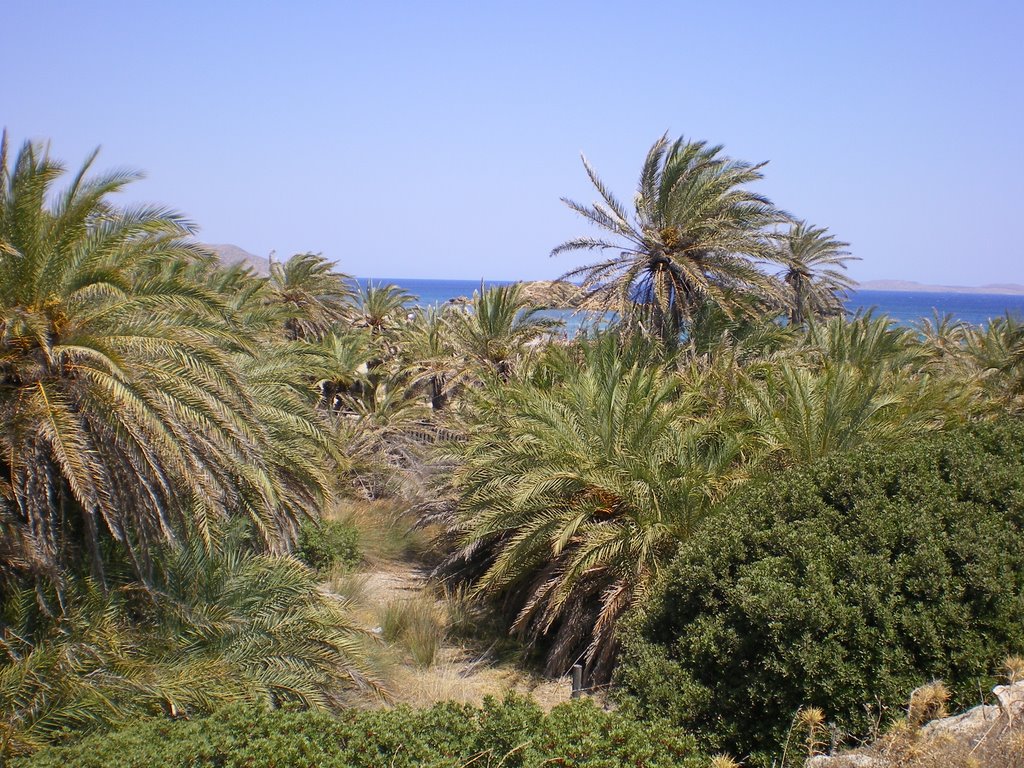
[[359, 278, 1024, 328], [849, 290, 1024, 327]]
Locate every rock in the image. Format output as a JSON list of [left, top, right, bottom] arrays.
[[807, 754, 883, 767], [517, 280, 583, 309], [994, 680, 1024, 719], [922, 704, 1000, 738]]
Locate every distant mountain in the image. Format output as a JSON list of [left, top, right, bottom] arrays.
[[202, 243, 271, 276], [856, 279, 1024, 295]]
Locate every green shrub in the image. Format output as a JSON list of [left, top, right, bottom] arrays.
[[13, 696, 706, 768], [616, 420, 1024, 765], [296, 518, 360, 571]]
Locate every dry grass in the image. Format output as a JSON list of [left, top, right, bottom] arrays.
[[324, 497, 432, 564], [378, 593, 446, 668], [326, 570, 371, 603], [907, 681, 950, 727], [819, 720, 1024, 768], [1005, 656, 1024, 685], [384, 647, 575, 709], [320, 496, 586, 712], [807, 670, 1024, 768]]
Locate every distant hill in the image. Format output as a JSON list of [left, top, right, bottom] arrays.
[[856, 279, 1024, 295], [201, 243, 271, 276]]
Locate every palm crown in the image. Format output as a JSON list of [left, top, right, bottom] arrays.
[[778, 221, 857, 325], [269, 251, 353, 340], [553, 134, 789, 345], [0, 136, 328, 586]]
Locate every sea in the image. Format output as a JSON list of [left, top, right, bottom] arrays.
[[358, 278, 1024, 329]]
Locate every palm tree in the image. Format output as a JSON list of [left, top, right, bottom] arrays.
[[268, 252, 352, 340], [917, 310, 969, 358], [447, 282, 561, 381], [316, 329, 374, 411], [778, 221, 857, 326], [400, 306, 458, 410], [962, 313, 1024, 411], [0, 136, 329, 587], [0, 537, 384, 758], [739, 363, 934, 466], [734, 314, 966, 467], [552, 134, 789, 346], [801, 312, 926, 372], [347, 281, 415, 338], [450, 335, 743, 677]]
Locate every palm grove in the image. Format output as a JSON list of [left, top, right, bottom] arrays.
[[2, 131, 1023, 765]]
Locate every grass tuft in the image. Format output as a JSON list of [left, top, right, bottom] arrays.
[[378, 593, 445, 668], [908, 681, 950, 727], [1004, 655, 1024, 684]]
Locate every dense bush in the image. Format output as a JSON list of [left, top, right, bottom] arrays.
[[13, 696, 706, 768], [297, 518, 361, 571], [616, 420, 1024, 765]]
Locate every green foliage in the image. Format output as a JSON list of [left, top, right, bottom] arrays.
[[13, 696, 706, 768], [0, 539, 383, 759], [449, 333, 746, 676], [296, 518, 361, 571], [616, 420, 1024, 764], [553, 133, 789, 345]]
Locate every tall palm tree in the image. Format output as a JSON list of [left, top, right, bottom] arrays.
[[0, 136, 328, 587], [778, 221, 857, 326], [268, 252, 352, 340], [552, 134, 789, 346]]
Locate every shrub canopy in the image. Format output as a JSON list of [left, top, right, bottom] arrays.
[[14, 697, 705, 768], [616, 420, 1024, 764]]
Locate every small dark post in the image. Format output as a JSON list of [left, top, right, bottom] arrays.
[[571, 664, 583, 699]]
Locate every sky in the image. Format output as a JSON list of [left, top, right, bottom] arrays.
[[4, 1, 1023, 284]]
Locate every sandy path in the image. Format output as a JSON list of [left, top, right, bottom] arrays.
[[347, 557, 575, 709]]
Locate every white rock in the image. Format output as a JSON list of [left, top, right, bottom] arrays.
[[994, 680, 1024, 719], [922, 703, 1000, 737], [806, 754, 883, 767]]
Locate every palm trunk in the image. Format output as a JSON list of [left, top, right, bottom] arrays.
[[429, 376, 447, 411]]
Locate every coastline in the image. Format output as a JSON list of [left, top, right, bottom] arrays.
[[855, 279, 1024, 295]]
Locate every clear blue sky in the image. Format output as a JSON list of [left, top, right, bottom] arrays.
[[5, 1, 1022, 283]]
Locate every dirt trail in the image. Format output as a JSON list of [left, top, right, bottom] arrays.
[[362, 562, 428, 604], [353, 557, 574, 709]]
